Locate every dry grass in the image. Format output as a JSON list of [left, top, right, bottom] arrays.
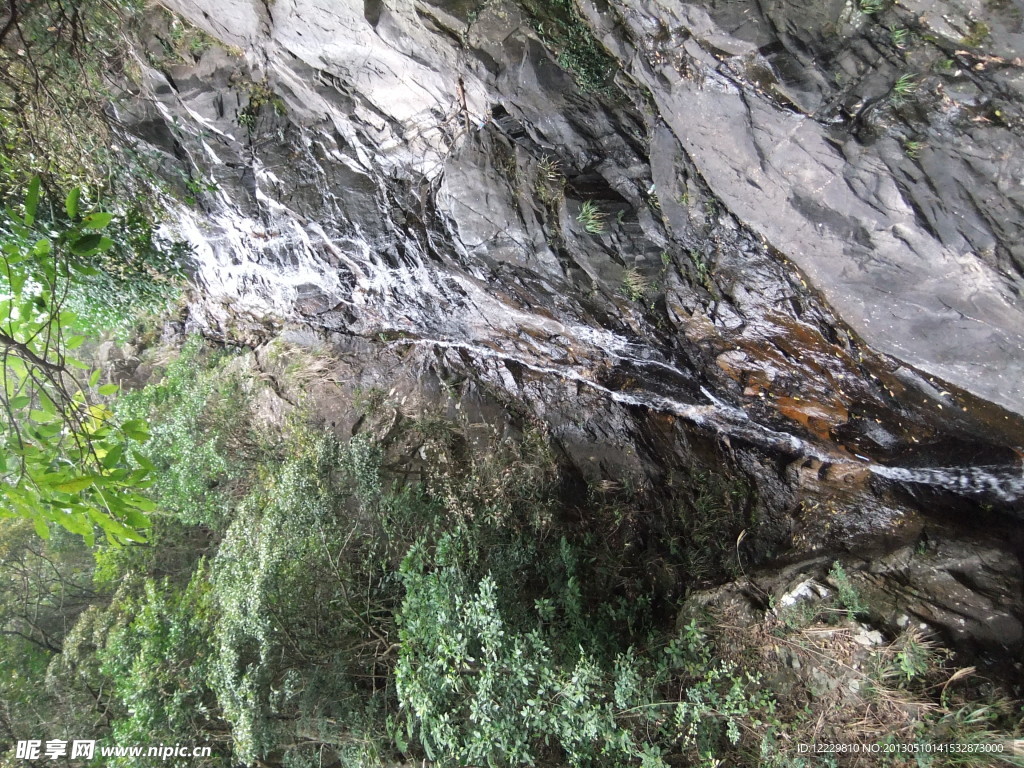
[[708, 604, 1023, 767], [622, 267, 651, 300], [264, 339, 345, 387], [536, 156, 566, 208]]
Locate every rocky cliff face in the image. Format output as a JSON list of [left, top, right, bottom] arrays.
[[116, 0, 1023, 648]]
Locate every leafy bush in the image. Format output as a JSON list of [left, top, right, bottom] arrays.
[[209, 432, 406, 766], [117, 337, 255, 528], [97, 572, 229, 766], [395, 531, 779, 767], [396, 535, 653, 767], [0, 184, 155, 543]]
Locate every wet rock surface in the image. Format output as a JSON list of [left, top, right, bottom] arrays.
[[611, 0, 1024, 419], [120, 0, 1024, 651]]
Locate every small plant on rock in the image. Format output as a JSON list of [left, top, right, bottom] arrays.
[[903, 138, 925, 158], [577, 200, 606, 234], [622, 267, 650, 301], [960, 20, 990, 48], [236, 79, 286, 129], [536, 156, 566, 208], [538, 155, 562, 181], [890, 26, 910, 48], [828, 562, 867, 620], [890, 73, 918, 103], [687, 248, 712, 291]]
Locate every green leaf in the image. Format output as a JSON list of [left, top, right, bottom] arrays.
[[55, 476, 95, 493], [8, 395, 30, 409], [121, 420, 151, 442], [32, 238, 52, 256], [89, 369, 102, 387], [124, 494, 156, 512], [33, 424, 62, 439], [24, 177, 40, 226], [66, 335, 86, 350], [98, 383, 119, 396], [37, 391, 57, 415], [123, 507, 152, 529], [88, 508, 146, 544], [127, 468, 151, 486], [65, 187, 81, 219], [100, 445, 123, 469], [29, 409, 56, 423], [33, 518, 50, 539], [9, 270, 25, 294], [70, 233, 102, 254], [82, 212, 113, 230], [55, 511, 93, 538], [131, 450, 155, 472]]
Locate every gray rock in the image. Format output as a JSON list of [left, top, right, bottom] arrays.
[[850, 541, 1024, 652]]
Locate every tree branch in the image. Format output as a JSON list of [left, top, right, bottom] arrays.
[[0, 329, 64, 373]]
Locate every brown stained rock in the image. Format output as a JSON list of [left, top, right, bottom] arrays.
[[775, 396, 849, 441]]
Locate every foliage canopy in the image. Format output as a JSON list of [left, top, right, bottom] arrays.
[[0, 182, 153, 544]]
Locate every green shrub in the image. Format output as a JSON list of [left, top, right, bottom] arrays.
[[209, 432, 405, 766], [396, 536, 652, 766], [96, 572, 228, 766], [395, 532, 779, 767], [117, 337, 255, 527]]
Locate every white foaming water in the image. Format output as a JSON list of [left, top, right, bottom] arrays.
[[870, 463, 1024, 506]]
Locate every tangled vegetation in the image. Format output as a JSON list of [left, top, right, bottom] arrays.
[[0, 0, 147, 198], [1, 337, 1019, 767]]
